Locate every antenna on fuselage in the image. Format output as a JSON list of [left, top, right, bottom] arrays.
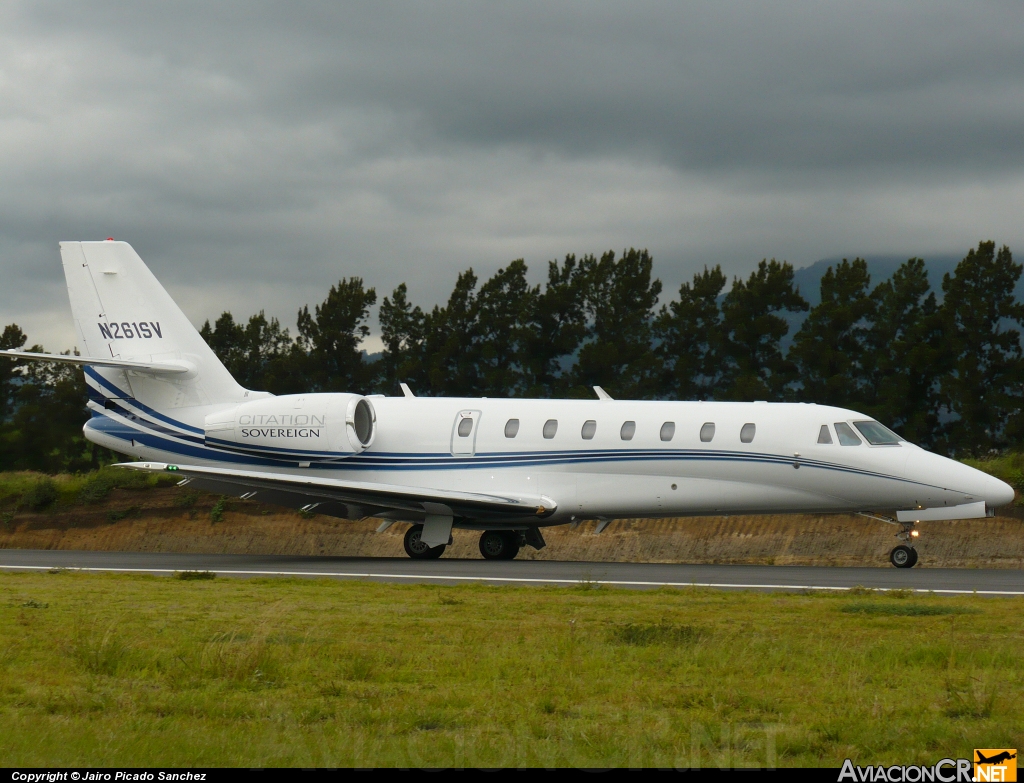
[[400, 383, 416, 398], [593, 386, 613, 401]]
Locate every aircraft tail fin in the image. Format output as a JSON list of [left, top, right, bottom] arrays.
[[58, 240, 248, 409]]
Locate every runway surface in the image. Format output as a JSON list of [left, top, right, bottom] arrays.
[[0, 549, 1021, 594]]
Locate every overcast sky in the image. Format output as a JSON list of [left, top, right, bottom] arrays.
[[2, 1, 1023, 351]]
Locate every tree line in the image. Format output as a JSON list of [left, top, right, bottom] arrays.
[[2, 241, 1021, 472]]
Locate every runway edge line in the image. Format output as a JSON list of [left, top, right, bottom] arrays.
[[1, 563, 1021, 595]]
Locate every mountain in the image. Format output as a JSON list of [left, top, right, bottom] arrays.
[[778, 252, 1024, 348], [792, 253, 975, 307]]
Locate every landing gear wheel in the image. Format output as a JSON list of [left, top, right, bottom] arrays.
[[404, 524, 446, 560], [479, 530, 521, 560], [502, 532, 521, 560], [890, 544, 916, 568]]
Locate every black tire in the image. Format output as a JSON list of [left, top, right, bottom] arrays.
[[501, 531, 521, 560], [890, 544, 914, 568], [479, 530, 521, 560], [404, 524, 446, 560]]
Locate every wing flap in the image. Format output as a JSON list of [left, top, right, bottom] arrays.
[[177, 475, 385, 520], [119, 461, 557, 520]]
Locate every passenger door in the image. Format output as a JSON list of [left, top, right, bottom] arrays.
[[451, 410, 481, 456]]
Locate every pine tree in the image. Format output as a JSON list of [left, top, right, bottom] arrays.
[[0, 323, 28, 421], [378, 262, 546, 398], [199, 311, 294, 393], [654, 266, 727, 400], [938, 242, 1024, 454], [861, 258, 944, 447], [720, 259, 808, 400], [420, 270, 482, 396], [296, 278, 377, 393], [2, 357, 94, 472], [571, 249, 663, 399], [519, 255, 590, 397], [473, 260, 540, 397], [377, 282, 427, 395], [790, 259, 873, 407]]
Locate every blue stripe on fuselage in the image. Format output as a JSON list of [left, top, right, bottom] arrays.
[[84, 367, 204, 434], [86, 406, 940, 491], [83, 372, 921, 484], [80, 376, 941, 490]]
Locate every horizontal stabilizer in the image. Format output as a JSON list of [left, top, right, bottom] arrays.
[[118, 461, 557, 521], [896, 500, 987, 522], [0, 350, 193, 376]]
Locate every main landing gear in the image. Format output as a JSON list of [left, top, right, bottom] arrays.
[[401, 524, 546, 560], [479, 530, 520, 560], [404, 524, 447, 560], [478, 528, 546, 560]]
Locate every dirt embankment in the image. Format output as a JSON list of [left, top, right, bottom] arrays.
[[2, 485, 1023, 568]]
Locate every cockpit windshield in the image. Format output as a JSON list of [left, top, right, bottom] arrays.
[[853, 420, 903, 446]]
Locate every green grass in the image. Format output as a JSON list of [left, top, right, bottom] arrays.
[[0, 573, 1021, 767], [210, 496, 228, 522], [0, 466, 179, 510], [611, 621, 706, 645], [840, 602, 980, 617]]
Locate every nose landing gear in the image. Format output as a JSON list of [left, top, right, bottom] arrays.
[[889, 520, 920, 568], [857, 512, 920, 568]]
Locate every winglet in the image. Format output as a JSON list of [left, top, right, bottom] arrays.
[[400, 382, 415, 398], [593, 386, 613, 401]]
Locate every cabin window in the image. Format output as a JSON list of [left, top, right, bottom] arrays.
[[543, 419, 558, 439], [700, 422, 715, 442], [660, 421, 675, 441], [457, 417, 474, 437], [740, 423, 756, 443], [504, 419, 520, 438], [581, 420, 597, 440], [817, 424, 833, 444], [620, 421, 636, 441], [854, 420, 902, 446], [834, 422, 862, 446]]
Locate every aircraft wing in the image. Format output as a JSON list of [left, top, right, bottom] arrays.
[[0, 350, 192, 376], [119, 461, 557, 522]]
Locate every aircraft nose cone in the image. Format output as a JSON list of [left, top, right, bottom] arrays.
[[904, 449, 1016, 510], [951, 460, 1014, 509], [986, 475, 1016, 509]]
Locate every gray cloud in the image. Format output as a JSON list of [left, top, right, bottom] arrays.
[[1, 1, 1022, 351]]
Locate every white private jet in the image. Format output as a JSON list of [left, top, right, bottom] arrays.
[[1, 241, 1013, 568]]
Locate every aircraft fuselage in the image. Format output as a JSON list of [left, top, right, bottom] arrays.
[[83, 391, 1013, 525]]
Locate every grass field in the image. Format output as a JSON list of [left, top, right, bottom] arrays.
[[0, 571, 1021, 768], [0, 466, 179, 507]]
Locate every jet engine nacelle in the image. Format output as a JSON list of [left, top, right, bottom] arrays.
[[204, 393, 376, 461]]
